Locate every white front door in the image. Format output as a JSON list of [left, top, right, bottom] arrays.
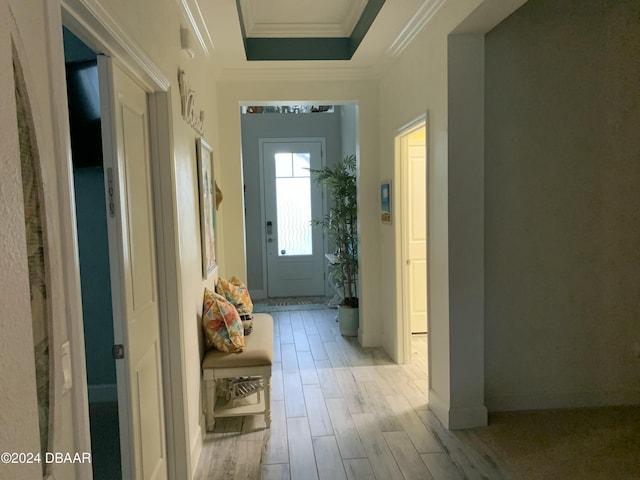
[[99, 56, 167, 480], [403, 128, 428, 334], [262, 140, 325, 297]]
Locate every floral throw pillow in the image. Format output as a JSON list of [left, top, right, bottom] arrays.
[[202, 288, 245, 353], [216, 277, 254, 335], [230, 276, 254, 313]]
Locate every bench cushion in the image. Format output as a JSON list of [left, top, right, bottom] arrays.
[[202, 313, 273, 369]]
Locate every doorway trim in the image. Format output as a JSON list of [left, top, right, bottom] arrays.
[[44, 2, 187, 478], [394, 114, 428, 365]]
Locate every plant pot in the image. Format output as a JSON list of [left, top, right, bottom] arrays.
[[338, 305, 359, 337]]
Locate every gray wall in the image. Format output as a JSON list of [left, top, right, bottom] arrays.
[[241, 109, 344, 295], [485, 0, 640, 410], [341, 104, 357, 160]]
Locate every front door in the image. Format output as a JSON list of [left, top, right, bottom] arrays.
[[262, 140, 325, 297], [99, 56, 167, 480]]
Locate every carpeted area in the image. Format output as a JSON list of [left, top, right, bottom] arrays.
[[252, 296, 333, 313], [89, 402, 122, 480], [455, 405, 640, 480]]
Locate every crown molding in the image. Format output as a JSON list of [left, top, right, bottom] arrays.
[[242, 23, 347, 39], [178, 0, 215, 57], [217, 65, 378, 83], [238, 0, 256, 34], [239, 0, 368, 38], [386, 0, 446, 58]]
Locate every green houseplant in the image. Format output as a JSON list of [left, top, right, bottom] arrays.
[[310, 154, 359, 336]]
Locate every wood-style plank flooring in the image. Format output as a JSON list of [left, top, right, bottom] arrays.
[[195, 309, 504, 480]]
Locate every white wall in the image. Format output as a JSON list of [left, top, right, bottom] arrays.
[[89, 0, 222, 472], [1, 1, 86, 478], [217, 80, 382, 347], [484, 0, 640, 410], [447, 34, 487, 426], [377, 0, 526, 427], [1, 0, 222, 477], [0, 6, 43, 479], [378, 0, 478, 421]]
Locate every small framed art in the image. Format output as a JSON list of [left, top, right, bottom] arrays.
[[381, 180, 391, 224]]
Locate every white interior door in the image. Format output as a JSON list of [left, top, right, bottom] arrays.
[[262, 140, 325, 297], [99, 56, 167, 480], [403, 128, 428, 334]]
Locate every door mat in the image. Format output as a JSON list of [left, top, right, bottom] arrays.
[[252, 296, 333, 313]]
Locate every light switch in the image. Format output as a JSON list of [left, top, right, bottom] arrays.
[[61, 341, 72, 393]]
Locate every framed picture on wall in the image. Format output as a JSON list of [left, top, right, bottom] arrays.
[[197, 138, 217, 278], [381, 180, 391, 224]]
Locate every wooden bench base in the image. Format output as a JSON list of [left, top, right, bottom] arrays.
[[202, 313, 273, 431]]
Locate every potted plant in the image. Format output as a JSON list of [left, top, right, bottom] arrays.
[[310, 154, 359, 336]]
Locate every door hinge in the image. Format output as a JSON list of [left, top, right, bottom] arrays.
[[107, 167, 115, 217], [112, 344, 125, 360]]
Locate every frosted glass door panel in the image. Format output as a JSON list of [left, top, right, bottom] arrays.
[[275, 153, 312, 256]]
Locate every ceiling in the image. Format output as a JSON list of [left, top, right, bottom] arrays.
[[236, 0, 385, 61], [186, 0, 448, 81], [239, 0, 370, 38]]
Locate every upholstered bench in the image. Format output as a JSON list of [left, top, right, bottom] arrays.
[[202, 313, 273, 431]]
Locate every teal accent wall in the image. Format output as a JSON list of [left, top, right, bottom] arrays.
[[74, 166, 116, 388]]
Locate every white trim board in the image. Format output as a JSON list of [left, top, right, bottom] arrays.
[[429, 389, 488, 430]]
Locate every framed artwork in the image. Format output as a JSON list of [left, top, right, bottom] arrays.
[[197, 138, 217, 277], [381, 180, 392, 224]]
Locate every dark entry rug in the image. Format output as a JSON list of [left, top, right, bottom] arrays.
[[252, 296, 333, 313]]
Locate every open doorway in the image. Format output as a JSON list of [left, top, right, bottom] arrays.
[[240, 103, 358, 303], [63, 27, 122, 480], [396, 117, 428, 364]]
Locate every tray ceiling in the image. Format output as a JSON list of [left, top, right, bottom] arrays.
[[237, 0, 386, 60], [189, 0, 449, 80], [239, 0, 369, 38]]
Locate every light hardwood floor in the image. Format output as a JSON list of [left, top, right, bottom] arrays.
[[195, 309, 505, 480]]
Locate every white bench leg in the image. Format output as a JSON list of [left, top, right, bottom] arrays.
[[205, 375, 216, 431], [264, 375, 272, 427]]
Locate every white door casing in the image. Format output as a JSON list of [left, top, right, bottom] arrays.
[[261, 139, 325, 297], [99, 56, 167, 480]]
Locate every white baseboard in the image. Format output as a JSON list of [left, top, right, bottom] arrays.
[[88, 383, 117, 403], [449, 405, 488, 429], [487, 388, 640, 412], [191, 414, 205, 476], [429, 389, 488, 429]]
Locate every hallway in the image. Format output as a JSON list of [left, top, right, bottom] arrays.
[[195, 309, 503, 479]]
